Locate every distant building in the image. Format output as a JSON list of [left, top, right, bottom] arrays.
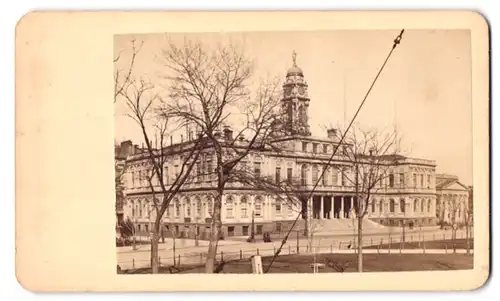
[[435, 174, 470, 225], [119, 55, 447, 238]]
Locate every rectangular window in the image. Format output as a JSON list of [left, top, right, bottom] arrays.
[[206, 159, 213, 180], [254, 162, 261, 178], [275, 167, 281, 184], [275, 203, 282, 215], [420, 174, 424, 187], [399, 173, 405, 188], [312, 143, 318, 153], [288, 203, 293, 215], [413, 174, 417, 188], [256, 225, 263, 235], [302, 142, 308, 152], [145, 224, 149, 232], [389, 174, 395, 188], [323, 144, 328, 153], [242, 226, 249, 236], [276, 223, 282, 232], [427, 175, 431, 188], [341, 170, 346, 186], [241, 205, 248, 218], [255, 202, 262, 217], [196, 162, 201, 181], [287, 168, 293, 184], [227, 226, 235, 237]]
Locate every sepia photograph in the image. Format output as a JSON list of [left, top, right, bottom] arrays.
[[15, 10, 489, 292], [114, 29, 475, 275]]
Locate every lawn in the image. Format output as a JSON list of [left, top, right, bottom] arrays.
[[363, 238, 474, 250], [120, 253, 473, 274]]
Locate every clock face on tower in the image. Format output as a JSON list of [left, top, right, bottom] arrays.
[[298, 86, 305, 96]]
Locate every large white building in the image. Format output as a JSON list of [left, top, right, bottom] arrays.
[[119, 55, 468, 239]]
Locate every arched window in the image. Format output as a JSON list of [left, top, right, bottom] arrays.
[[301, 164, 308, 186], [131, 200, 136, 217], [226, 195, 234, 219], [414, 199, 418, 212], [312, 165, 319, 183], [427, 199, 432, 213], [400, 199, 405, 214], [331, 168, 338, 186], [389, 199, 395, 213], [420, 198, 425, 213], [371, 199, 376, 213], [240, 195, 248, 218], [139, 199, 143, 217], [298, 105, 306, 123], [379, 199, 384, 213], [255, 196, 263, 217]]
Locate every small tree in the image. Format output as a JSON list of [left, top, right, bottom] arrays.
[[464, 186, 473, 254], [333, 124, 405, 272]]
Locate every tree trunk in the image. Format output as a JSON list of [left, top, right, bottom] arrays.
[[205, 192, 223, 273], [465, 223, 470, 254], [150, 220, 161, 274], [357, 217, 363, 273]]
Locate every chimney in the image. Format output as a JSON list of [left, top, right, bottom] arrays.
[[170, 136, 173, 145], [327, 128, 337, 139], [120, 140, 133, 157], [223, 126, 233, 141]]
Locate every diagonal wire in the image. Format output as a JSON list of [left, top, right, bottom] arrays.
[[264, 29, 405, 273]]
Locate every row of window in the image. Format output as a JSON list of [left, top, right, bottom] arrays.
[[368, 198, 434, 214]]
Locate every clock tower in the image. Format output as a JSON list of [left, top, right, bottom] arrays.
[[281, 51, 311, 136]]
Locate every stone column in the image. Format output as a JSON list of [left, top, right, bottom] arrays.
[[350, 197, 354, 219], [340, 196, 345, 219], [331, 196, 335, 219], [320, 196, 324, 219]]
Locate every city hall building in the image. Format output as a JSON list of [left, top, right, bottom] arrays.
[[119, 55, 466, 238]]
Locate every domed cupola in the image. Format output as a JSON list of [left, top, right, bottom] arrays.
[[280, 51, 311, 136]]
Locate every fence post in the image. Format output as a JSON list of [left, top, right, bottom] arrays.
[[257, 248, 260, 256], [221, 251, 224, 261], [132, 258, 135, 269], [330, 244, 333, 253], [159, 256, 161, 267], [371, 238, 373, 245], [178, 254, 181, 266], [289, 245, 291, 255], [200, 253, 203, 264], [240, 249, 243, 260]]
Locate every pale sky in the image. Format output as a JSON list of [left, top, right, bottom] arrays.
[[114, 29, 472, 185]]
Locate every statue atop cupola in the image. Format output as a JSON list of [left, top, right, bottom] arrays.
[[280, 51, 311, 136]]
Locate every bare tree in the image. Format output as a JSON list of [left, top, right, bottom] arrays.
[[156, 37, 282, 273], [464, 186, 473, 254], [333, 124, 405, 272], [115, 38, 205, 274]]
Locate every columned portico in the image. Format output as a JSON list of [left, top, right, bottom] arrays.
[[301, 194, 357, 220]]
